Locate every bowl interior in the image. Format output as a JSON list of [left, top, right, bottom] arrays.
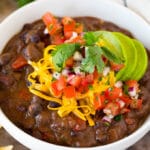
[[0, 0, 150, 150]]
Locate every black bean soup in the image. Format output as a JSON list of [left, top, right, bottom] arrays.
[[0, 17, 149, 147]]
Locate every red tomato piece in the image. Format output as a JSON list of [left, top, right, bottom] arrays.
[[63, 86, 76, 98], [56, 76, 66, 91], [64, 31, 73, 39], [105, 87, 122, 101], [120, 95, 132, 106], [75, 23, 83, 34], [85, 74, 94, 84], [51, 81, 62, 97], [68, 75, 82, 88], [110, 62, 124, 71], [105, 102, 120, 116], [94, 94, 105, 110], [51, 34, 65, 45], [65, 57, 74, 67], [48, 23, 62, 35], [12, 55, 27, 70], [42, 12, 57, 26], [62, 17, 76, 31]]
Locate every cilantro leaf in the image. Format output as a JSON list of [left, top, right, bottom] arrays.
[[51, 43, 79, 71], [83, 32, 99, 46], [101, 47, 122, 64], [81, 46, 105, 73]]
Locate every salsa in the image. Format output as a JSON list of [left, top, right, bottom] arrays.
[[0, 13, 149, 147]]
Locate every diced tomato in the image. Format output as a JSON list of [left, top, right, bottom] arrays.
[[105, 102, 120, 116], [62, 17, 76, 31], [42, 12, 63, 36], [63, 86, 76, 98], [110, 62, 124, 71], [51, 81, 62, 97], [51, 34, 65, 45], [77, 74, 93, 93], [56, 76, 66, 91], [130, 99, 142, 109], [12, 55, 27, 70], [48, 23, 62, 35], [64, 31, 73, 39], [94, 94, 105, 110], [65, 57, 74, 67], [120, 95, 132, 106], [75, 23, 83, 34], [93, 69, 100, 79], [85, 74, 94, 84], [126, 80, 139, 91], [51, 76, 66, 97], [68, 75, 82, 87], [42, 12, 57, 26], [69, 36, 85, 44], [105, 87, 122, 101]]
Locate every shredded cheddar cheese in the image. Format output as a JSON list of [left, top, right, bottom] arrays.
[[28, 45, 116, 126]]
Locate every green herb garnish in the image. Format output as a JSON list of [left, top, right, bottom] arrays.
[[114, 114, 122, 121], [51, 43, 80, 71]]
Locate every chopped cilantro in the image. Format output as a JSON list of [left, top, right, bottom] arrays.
[[51, 43, 80, 71], [114, 114, 122, 121]]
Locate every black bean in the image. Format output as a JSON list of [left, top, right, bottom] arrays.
[[48, 101, 61, 108], [28, 103, 42, 117], [23, 43, 42, 61], [70, 130, 77, 137], [31, 95, 43, 104], [0, 74, 14, 86], [35, 111, 50, 128], [0, 53, 12, 65]]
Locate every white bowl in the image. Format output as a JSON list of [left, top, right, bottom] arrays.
[[0, 0, 150, 150]]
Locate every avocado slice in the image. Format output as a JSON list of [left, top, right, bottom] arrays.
[[132, 39, 148, 80], [113, 32, 138, 81], [94, 31, 124, 61]]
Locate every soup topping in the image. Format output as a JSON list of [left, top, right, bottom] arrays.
[[26, 12, 148, 126]]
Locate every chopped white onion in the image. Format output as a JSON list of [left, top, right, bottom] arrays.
[[103, 108, 111, 115], [53, 72, 61, 79], [103, 67, 110, 76], [128, 88, 136, 97], [118, 100, 125, 108], [115, 81, 123, 88], [134, 94, 139, 100], [67, 74, 75, 82], [108, 114, 114, 119], [65, 32, 78, 43], [102, 116, 112, 123], [62, 69, 70, 76], [73, 66, 81, 74], [44, 28, 49, 34], [73, 51, 83, 61]]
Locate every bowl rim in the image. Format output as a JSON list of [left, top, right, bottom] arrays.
[[0, 0, 150, 149]]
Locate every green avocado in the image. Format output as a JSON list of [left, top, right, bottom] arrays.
[[113, 32, 138, 81], [132, 39, 148, 80], [94, 31, 124, 61]]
